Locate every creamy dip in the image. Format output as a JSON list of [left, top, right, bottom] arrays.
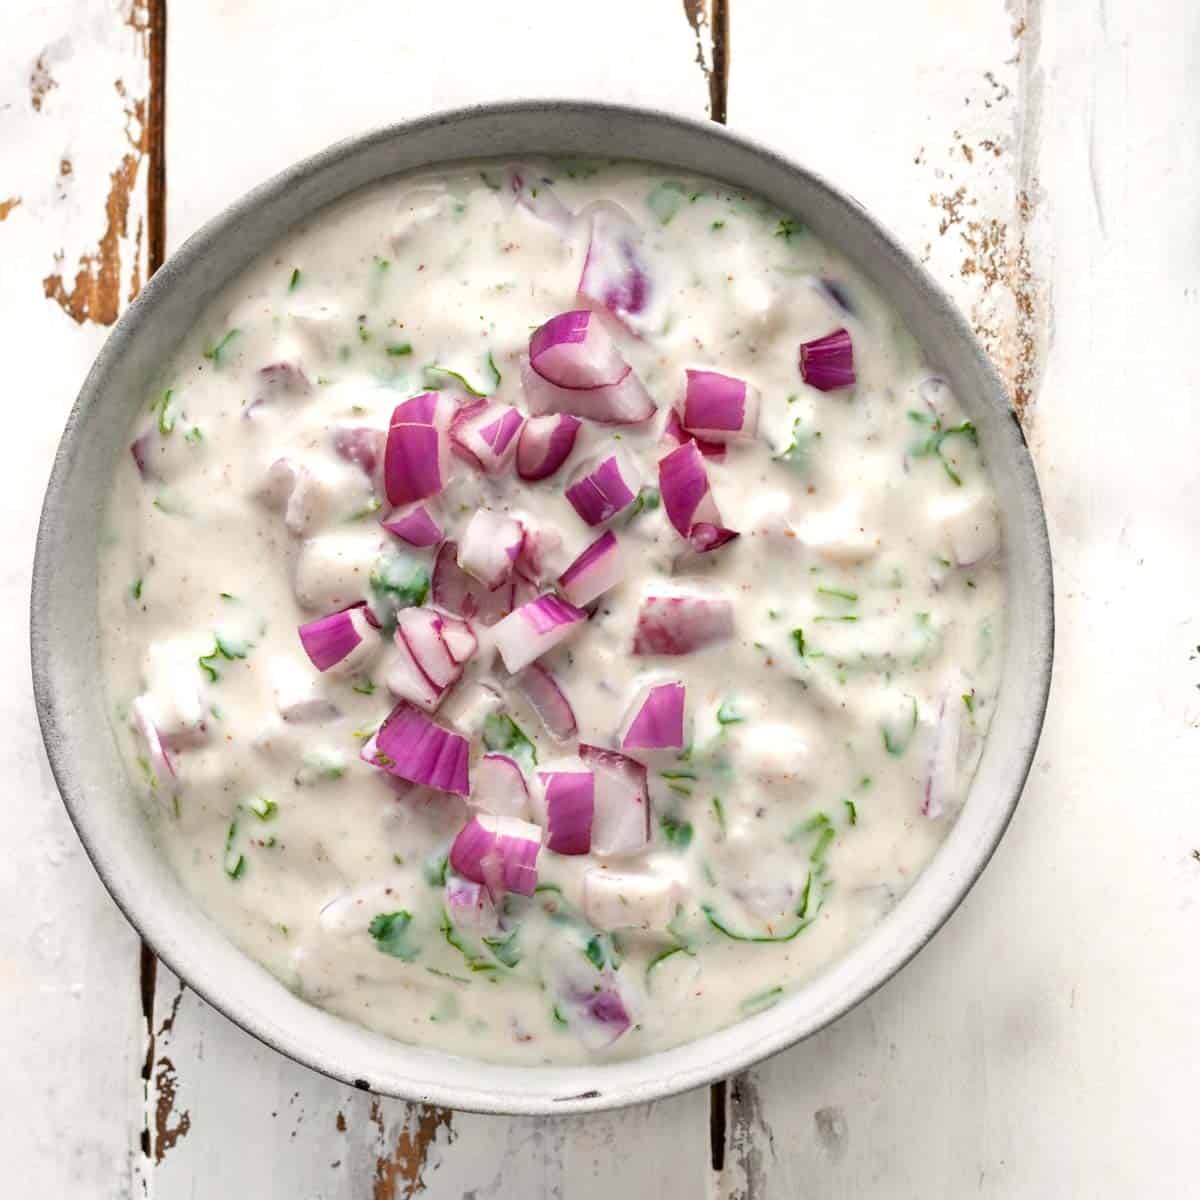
[[98, 160, 1006, 1064]]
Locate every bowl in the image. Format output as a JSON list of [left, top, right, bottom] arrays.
[[31, 100, 1053, 1115]]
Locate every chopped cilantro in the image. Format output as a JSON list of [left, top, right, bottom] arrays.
[[130, 577, 143, 601], [155, 389, 176, 436], [482, 713, 537, 771], [368, 910, 419, 961], [482, 928, 521, 968], [775, 217, 804, 241], [790, 628, 806, 657], [422, 851, 449, 887], [288, 267, 301, 292], [661, 815, 694, 849], [385, 342, 413, 357], [246, 795, 277, 821], [203, 328, 240, 367], [716, 700, 744, 726], [882, 695, 919, 756], [843, 798, 858, 825], [352, 678, 376, 696]]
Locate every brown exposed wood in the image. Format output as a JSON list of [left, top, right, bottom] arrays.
[[29, 54, 57, 112], [370, 1100, 454, 1200], [681, 0, 730, 125], [153, 1055, 192, 1163], [144, 0, 167, 273], [0, 197, 20, 221], [42, 88, 147, 326]]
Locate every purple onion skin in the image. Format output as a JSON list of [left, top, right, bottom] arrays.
[[799, 327, 856, 392]]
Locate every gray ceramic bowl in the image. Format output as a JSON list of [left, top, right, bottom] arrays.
[[31, 101, 1053, 1115]]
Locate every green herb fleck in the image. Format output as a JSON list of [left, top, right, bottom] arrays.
[[368, 910, 419, 961], [711, 795, 727, 835], [352, 678, 377, 696], [247, 795, 276, 821], [701, 904, 815, 943], [482, 713, 537, 771], [844, 798, 858, 825], [716, 699, 743, 726], [817, 586, 858, 603], [155, 389, 177, 436], [203, 328, 240, 367], [369, 553, 430, 631], [775, 217, 804, 242], [882, 695, 919, 757], [624, 486, 661, 525], [661, 815, 694, 849], [385, 342, 413, 357], [184, 425, 203, 445], [482, 928, 521, 969], [288, 267, 301, 292], [711, 220, 726, 231], [646, 180, 688, 225], [423, 363, 491, 397], [423, 851, 449, 888], [296, 749, 346, 783], [791, 628, 806, 657], [740, 985, 784, 1015], [486, 350, 502, 390], [130, 577, 143, 601], [962, 689, 976, 714]]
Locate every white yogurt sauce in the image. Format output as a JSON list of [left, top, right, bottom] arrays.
[[98, 160, 1006, 1064]]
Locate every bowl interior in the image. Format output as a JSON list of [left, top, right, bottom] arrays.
[[32, 101, 1052, 1115]]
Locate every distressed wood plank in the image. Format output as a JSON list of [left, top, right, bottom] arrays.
[[719, 1, 1200, 1196], [149, 3, 713, 1195], [0, 2, 158, 1196]]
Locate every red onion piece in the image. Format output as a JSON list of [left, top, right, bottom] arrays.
[[558, 530, 624, 607], [436, 614, 477, 665], [632, 594, 734, 656], [658, 442, 739, 554], [250, 361, 312, 413], [384, 392, 452, 506], [578, 202, 651, 328], [662, 408, 725, 461], [381, 502, 442, 548], [297, 604, 372, 672], [681, 369, 760, 442], [449, 813, 541, 897], [799, 327, 856, 392], [332, 426, 385, 481], [368, 701, 470, 795], [514, 663, 578, 741], [473, 752, 531, 819], [565, 452, 641, 526], [530, 310, 628, 389], [538, 771, 594, 855], [515, 413, 582, 481], [444, 875, 501, 934], [451, 401, 524, 473], [493, 593, 588, 673], [578, 744, 650, 857], [458, 510, 524, 590], [131, 697, 177, 792], [386, 607, 475, 711], [130, 431, 156, 478], [923, 692, 962, 819], [507, 166, 574, 234], [432, 542, 511, 626], [515, 522, 563, 585], [520, 359, 655, 425], [620, 682, 686, 751]]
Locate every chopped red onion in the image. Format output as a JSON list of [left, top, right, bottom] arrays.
[[515, 413, 582, 481], [515, 522, 564, 585], [578, 202, 651, 329], [449, 813, 542, 897], [506, 166, 574, 234], [251, 361, 312, 411], [538, 771, 594, 856], [681, 369, 760, 442], [514, 663, 578, 741], [444, 875, 500, 934], [331, 425, 385, 481], [130, 697, 176, 792], [381, 502, 442, 548], [923, 692, 962, 819], [799, 327, 856, 392], [297, 604, 373, 672], [367, 701, 470, 796], [386, 607, 475, 711], [565, 451, 641, 526], [658, 441, 739, 554], [384, 392, 452, 506], [619, 682, 686, 751], [520, 358, 655, 425], [473, 753, 531, 819], [632, 594, 734, 656], [530, 310, 628, 389], [493, 593, 588, 673], [578, 744, 650, 857], [457, 510, 525, 590], [130, 431, 156, 478], [432, 542, 511, 626], [436, 614, 477, 665], [451, 400, 525, 473], [558, 530, 624, 607], [662, 408, 725, 461]]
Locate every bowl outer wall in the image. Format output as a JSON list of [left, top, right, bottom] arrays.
[[31, 100, 1053, 1115]]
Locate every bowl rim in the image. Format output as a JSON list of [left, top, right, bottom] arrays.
[[31, 98, 1054, 1115]]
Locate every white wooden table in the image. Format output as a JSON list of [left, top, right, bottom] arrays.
[[5, 2, 1197, 1195]]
